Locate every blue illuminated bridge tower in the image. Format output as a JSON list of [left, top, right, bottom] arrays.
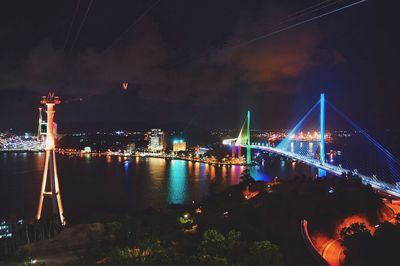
[[319, 93, 326, 176]]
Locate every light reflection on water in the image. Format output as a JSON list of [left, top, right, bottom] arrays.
[[250, 167, 271, 182], [0, 153, 313, 223], [168, 160, 188, 204]]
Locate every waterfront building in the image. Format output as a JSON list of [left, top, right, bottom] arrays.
[[148, 129, 166, 152], [127, 142, 136, 153], [0, 220, 12, 239], [173, 139, 187, 152], [82, 146, 91, 153]]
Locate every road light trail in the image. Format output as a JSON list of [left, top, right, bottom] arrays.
[[321, 239, 343, 266]]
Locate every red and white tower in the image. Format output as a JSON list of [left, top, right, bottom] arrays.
[[36, 92, 66, 225]]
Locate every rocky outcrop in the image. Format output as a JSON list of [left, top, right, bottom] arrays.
[[21, 223, 117, 265]]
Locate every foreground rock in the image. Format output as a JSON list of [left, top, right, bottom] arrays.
[[21, 223, 116, 265]]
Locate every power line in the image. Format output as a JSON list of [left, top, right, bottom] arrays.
[[222, 0, 342, 52], [227, 0, 367, 50], [166, 0, 366, 69], [251, 0, 343, 37], [102, 0, 161, 54], [64, 92, 100, 104], [63, 0, 81, 51], [278, 0, 338, 23], [165, 0, 338, 68], [68, 0, 94, 55]]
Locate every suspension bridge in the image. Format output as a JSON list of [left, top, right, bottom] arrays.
[[223, 93, 400, 198]]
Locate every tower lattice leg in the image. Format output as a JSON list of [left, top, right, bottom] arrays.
[[37, 150, 50, 220]]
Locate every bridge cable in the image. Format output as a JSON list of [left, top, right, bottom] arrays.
[[328, 101, 400, 181], [327, 101, 400, 182], [277, 100, 320, 151], [327, 102, 400, 181], [327, 101, 400, 167]]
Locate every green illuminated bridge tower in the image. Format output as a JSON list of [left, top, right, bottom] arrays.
[[233, 110, 251, 164]]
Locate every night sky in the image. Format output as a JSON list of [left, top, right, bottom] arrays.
[[0, 0, 398, 132]]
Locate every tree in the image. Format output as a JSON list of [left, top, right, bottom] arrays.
[[340, 223, 373, 266], [227, 230, 240, 245], [340, 222, 370, 240], [372, 222, 400, 266], [198, 229, 226, 257], [179, 213, 194, 230], [242, 241, 284, 266], [187, 255, 228, 266], [240, 168, 255, 185]]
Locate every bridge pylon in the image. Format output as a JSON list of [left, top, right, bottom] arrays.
[[319, 93, 326, 177], [246, 110, 251, 164], [235, 110, 251, 164]]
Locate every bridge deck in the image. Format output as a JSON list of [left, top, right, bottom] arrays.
[[223, 139, 400, 198]]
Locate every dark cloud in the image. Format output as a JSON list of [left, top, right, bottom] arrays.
[[0, 16, 168, 95], [0, 2, 343, 103], [162, 2, 344, 102], [1, 0, 397, 130], [226, 26, 323, 90], [216, 0, 346, 94]]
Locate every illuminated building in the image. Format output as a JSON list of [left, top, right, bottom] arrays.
[[194, 145, 200, 154], [148, 129, 166, 152], [173, 139, 187, 152], [82, 146, 91, 153], [0, 134, 44, 151], [36, 92, 66, 226], [0, 220, 12, 239], [127, 142, 136, 153]]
